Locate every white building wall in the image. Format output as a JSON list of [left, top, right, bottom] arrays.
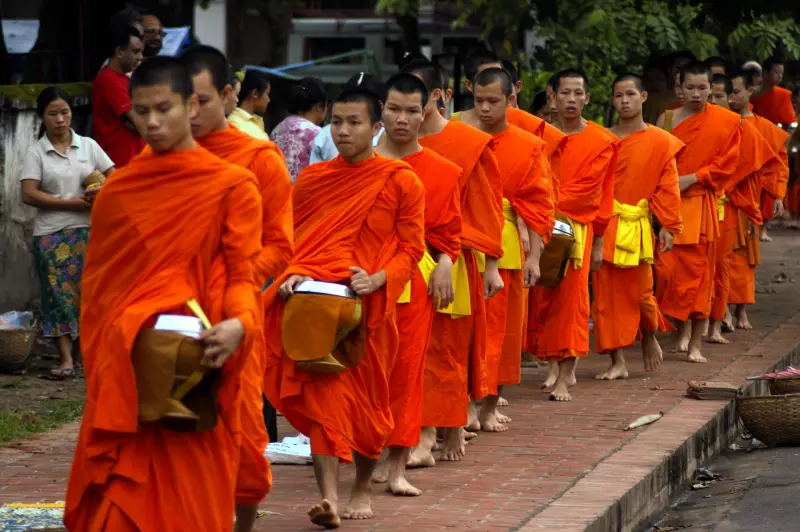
[[194, 0, 227, 55]]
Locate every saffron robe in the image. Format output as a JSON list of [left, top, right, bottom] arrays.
[[262, 155, 425, 461], [419, 121, 503, 427], [529, 122, 618, 361], [745, 114, 790, 222], [710, 118, 771, 320], [507, 106, 567, 159], [655, 104, 741, 321], [592, 126, 683, 353], [64, 146, 263, 532], [197, 125, 293, 505], [485, 125, 554, 391], [752, 86, 796, 126], [389, 148, 461, 448]]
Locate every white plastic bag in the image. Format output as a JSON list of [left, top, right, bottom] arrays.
[[0, 311, 34, 330]]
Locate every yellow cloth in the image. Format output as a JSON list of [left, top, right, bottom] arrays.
[[612, 199, 654, 267], [564, 216, 588, 269], [717, 194, 729, 222], [228, 108, 269, 140], [497, 198, 523, 270], [398, 251, 471, 317]]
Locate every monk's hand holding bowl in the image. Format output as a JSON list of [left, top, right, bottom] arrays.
[[278, 275, 313, 299], [658, 227, 674, 252], [483, 258, 504, 299], [429, 255, 455, 309], [349, 266, 385, 296], [199, 318, 245, 368]]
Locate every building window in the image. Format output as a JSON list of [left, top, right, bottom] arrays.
[[303, 37, 366, 62]]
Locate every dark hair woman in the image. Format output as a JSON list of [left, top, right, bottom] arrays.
[[20, 87, 115, 379], [229, 69, 271, 139], [270, 77, 328, 181]]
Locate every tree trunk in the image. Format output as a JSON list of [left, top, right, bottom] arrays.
[[395, 0, 421, 58], [256, 0, 293, 66]]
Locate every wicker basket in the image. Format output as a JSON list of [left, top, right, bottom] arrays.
[[770, 378, 800, 395], [0, 327, 38, 373], [737, 393, 800, 447]]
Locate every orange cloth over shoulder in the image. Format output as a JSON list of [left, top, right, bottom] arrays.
[[529, 122, 618, 361], [262, 155, 425, 462], [507, 106, 566, 159], [65, 146, 263, 532], [746, 114, 790, 221], [593, 126, 682, 353], [388, 148, 461, 448], [752, 86, 796, 126]]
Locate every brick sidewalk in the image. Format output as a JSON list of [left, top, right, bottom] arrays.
[[2, 229, 800, 532]]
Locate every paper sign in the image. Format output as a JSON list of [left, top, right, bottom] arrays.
[[2, 19, 40, 54], [158, 26, 191, 57]]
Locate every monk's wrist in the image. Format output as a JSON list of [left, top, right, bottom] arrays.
[[371, 270, 387, 288], [437, 255, 453, 267]]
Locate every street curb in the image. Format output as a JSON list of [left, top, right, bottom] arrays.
[[518, 316, 800, 532]]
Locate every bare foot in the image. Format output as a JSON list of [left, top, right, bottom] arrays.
[[701, 320, 709, 337], [687, 348, 708, 364], [674, 322, 690, 353], [760, 232, 772, 242], [341, 492, 373, 521], [407, 427, 436, 468], [595, 363, 629, 380], [642, 335, 664, 372], [478, 408, 509, 433], [497, 396, 509, 407], [549, 381, 572, 401], [464, 430, 478, 441], [542, 361, 559, 389], [439, 427, 465, 461], [465, 401, 481, 431], [496, 411, 512, 424], [371, 458, 388, 484], [735, 306, 753, 330], [309, 500, 341, 529], [707, 321, 730, 344], [387, 475, 422, 497]]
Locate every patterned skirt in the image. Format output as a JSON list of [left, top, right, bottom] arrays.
[[32, 227, 89, 338]]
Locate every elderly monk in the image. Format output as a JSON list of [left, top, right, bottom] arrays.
[[65, 57, 263, 532], [529, 69, 618, 401], [455, 67, 554, 427], [179, 45, 293, 532], [401, 59, 503, 463], [656, 62, 741, 363], [591, 73, 683, 380], [705, 74, 768, 344], [370, 73, 462, 495], [752, 57, 796, 130], [262, 87, 425, 528], [726, 70, 788, 329]]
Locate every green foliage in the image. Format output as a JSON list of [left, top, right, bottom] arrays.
[[0, 397, 83, 444], [728, 14, 800, 61]]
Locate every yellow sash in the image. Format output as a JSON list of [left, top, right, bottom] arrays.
[[717, 195, 729, 222], [497, 198, 523, 270], [397, 251, 471, 317], [564, 216, 588, 269], [612, 199, 654, 267]]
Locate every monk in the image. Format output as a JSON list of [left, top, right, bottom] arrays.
[[592, 73, 683, 380], [401, 59, 503, 462], [262, 87, 425, 528], [528, 69, 618, 401], [752, 56, 797, 129], [456, 67, 554, 426], [726, 70, 788, 329], [371, 73, 462, 495], [656, 62, 741, 362], [179, 45, 293, 532], [65, 57, 263, 532], [705, 56, 728, 76], [706, 74, 769, 344], [546, 76, 562, 129]]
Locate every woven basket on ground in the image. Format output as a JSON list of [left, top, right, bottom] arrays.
[[737, 393, 800, 447], [0, 327, 38, 373], [770, 378, 800, 395]]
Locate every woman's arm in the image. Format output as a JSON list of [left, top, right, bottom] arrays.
[[20, 180, 90, 211]]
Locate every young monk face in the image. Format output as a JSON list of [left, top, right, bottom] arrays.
[[465, 61, 503, 93], [474, 80, 508, 129], [556, 76, 589, 120], [190, 70, 233, 138], [546, 85, 558, 122], [132, 84, 199, 153], [708, 83, 730, 109], [382, 89, 425, 144], [612, 80, 647, 120], [730, 77, 753, 112], [680, 73, 711, 112], [768, 64, 784, 86], [331, 101, 381, 161], [673, 72, 684, 105]]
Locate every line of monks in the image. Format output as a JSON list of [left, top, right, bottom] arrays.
[[64, 45, 791, 531]]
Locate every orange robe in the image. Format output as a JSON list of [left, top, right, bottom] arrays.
[[419, 120, 503, 428], [752, 86, 796, 126], [65, 146, 263, 532], [529, 122, 618, 361], [592, 126, 683, 353], [507, 106, 567, 159], [388, 148, 461, 448], [196, 126, 293, 505], [655, 104, 741, 322], [746, 114, 790, 222], [710, 119, 771, 320], [485, 125, 554, 392], [262, 155, 425, 461]]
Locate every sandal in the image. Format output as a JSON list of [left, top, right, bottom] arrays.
[[40, 368, 76, 381]]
